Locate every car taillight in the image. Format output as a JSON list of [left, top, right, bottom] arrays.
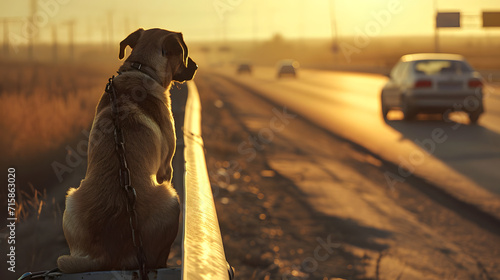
[[468, 79, 483, 88], [415, 80, 432, 88]]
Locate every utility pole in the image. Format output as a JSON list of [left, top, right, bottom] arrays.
[[299, 0, 305, 48], [63, 20, 75, 62], [28, 0, 37, 61], [253, 2, 258, 46], [102, 26, 107, 50], [2, 17, 25, 59], [68, 20, 75, 62], [222, 18, 227, 45], [329, 0, 339, 64], [3, 19, 9, 58], [87, 17, 92, 43], [434, 0, 440, 53], [52, 24, 57, 63]]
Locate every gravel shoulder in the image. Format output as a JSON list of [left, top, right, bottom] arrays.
[[198, 70, 500, 280]]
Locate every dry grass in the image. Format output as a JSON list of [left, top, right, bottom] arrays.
[[15, 183, 63, 222], [0, 60, 118, 221], [0, 61, 117, 164], [0, 61, 118, 278], [0, 88, 98, 160]]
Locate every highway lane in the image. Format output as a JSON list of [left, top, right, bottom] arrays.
[[211, 66, 500, 220], [197, 70, 500, 279]]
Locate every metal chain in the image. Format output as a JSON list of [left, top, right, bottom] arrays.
[[105, 76, 149, 280]]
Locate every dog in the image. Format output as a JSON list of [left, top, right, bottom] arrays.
[[57, 28, 197, 273]]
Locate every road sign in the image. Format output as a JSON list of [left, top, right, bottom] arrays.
[[436, 12, 461, 28], [483, 11, 500, 27]]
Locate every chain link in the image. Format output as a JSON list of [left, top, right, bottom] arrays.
[[105, 76, 149, 280]]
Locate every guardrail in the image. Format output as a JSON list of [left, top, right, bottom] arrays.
[[17, 82, 233, 280], [181, 82, 233, 280]]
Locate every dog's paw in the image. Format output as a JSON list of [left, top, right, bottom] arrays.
[[156, 174, 171, 184], [157, 166, 173, 184], [57, 255, 100, 273]]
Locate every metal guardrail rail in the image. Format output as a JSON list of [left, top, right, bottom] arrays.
[[17, 82, 233, 280], [18, 268, 181, 280], [181, 81, 232, 280]]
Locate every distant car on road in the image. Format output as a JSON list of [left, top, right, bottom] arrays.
[[277, 60, 299, 78], [381, 53, 484, 123], [237, 63, 252, 75]]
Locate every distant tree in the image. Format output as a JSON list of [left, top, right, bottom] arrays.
[[252, 33, 294, 65]]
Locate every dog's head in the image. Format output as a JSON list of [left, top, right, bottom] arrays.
[[119, 28, 197, 83]]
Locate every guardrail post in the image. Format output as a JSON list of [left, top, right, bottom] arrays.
[[171, 83, 188, 202]]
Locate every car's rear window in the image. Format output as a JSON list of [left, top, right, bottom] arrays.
[[281, 65, 294, 70], [413, 60, 473, 75]]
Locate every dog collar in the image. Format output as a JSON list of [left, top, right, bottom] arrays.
[[118, 61, 165, 87]]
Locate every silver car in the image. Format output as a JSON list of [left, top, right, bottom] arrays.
[[237, 63, 252, 74], [276, 60, 298, 78], [381, 53, 484, 123]]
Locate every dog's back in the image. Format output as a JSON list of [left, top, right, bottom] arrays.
[[58, 71, 180, 272]]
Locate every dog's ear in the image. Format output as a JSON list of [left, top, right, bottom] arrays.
[[172, 57, 198, 82], [119, 28, 144, 59], [162, 33, 188, 67]]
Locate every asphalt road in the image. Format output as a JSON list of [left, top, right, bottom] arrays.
[[196, 67, 500, 279], [211, 66, 500, 220]]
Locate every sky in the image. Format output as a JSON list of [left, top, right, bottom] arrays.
[[1, 0, 499, 44]]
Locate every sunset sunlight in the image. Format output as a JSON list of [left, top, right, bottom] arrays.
[[2, 1, 500, 280], [1, 0, 500, 43]]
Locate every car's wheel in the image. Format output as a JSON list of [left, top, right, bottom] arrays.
[[402, 97, 416, 121], [381, 94, 389, 121], [469, 110, 482, 124]]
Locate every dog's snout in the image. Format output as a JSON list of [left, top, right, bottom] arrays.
[[172, 57, 198, 82]]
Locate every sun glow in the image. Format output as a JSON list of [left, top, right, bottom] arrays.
[[0, 0, 499, 43]]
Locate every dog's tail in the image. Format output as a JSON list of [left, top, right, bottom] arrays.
[[57, 255, 101, 273]]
